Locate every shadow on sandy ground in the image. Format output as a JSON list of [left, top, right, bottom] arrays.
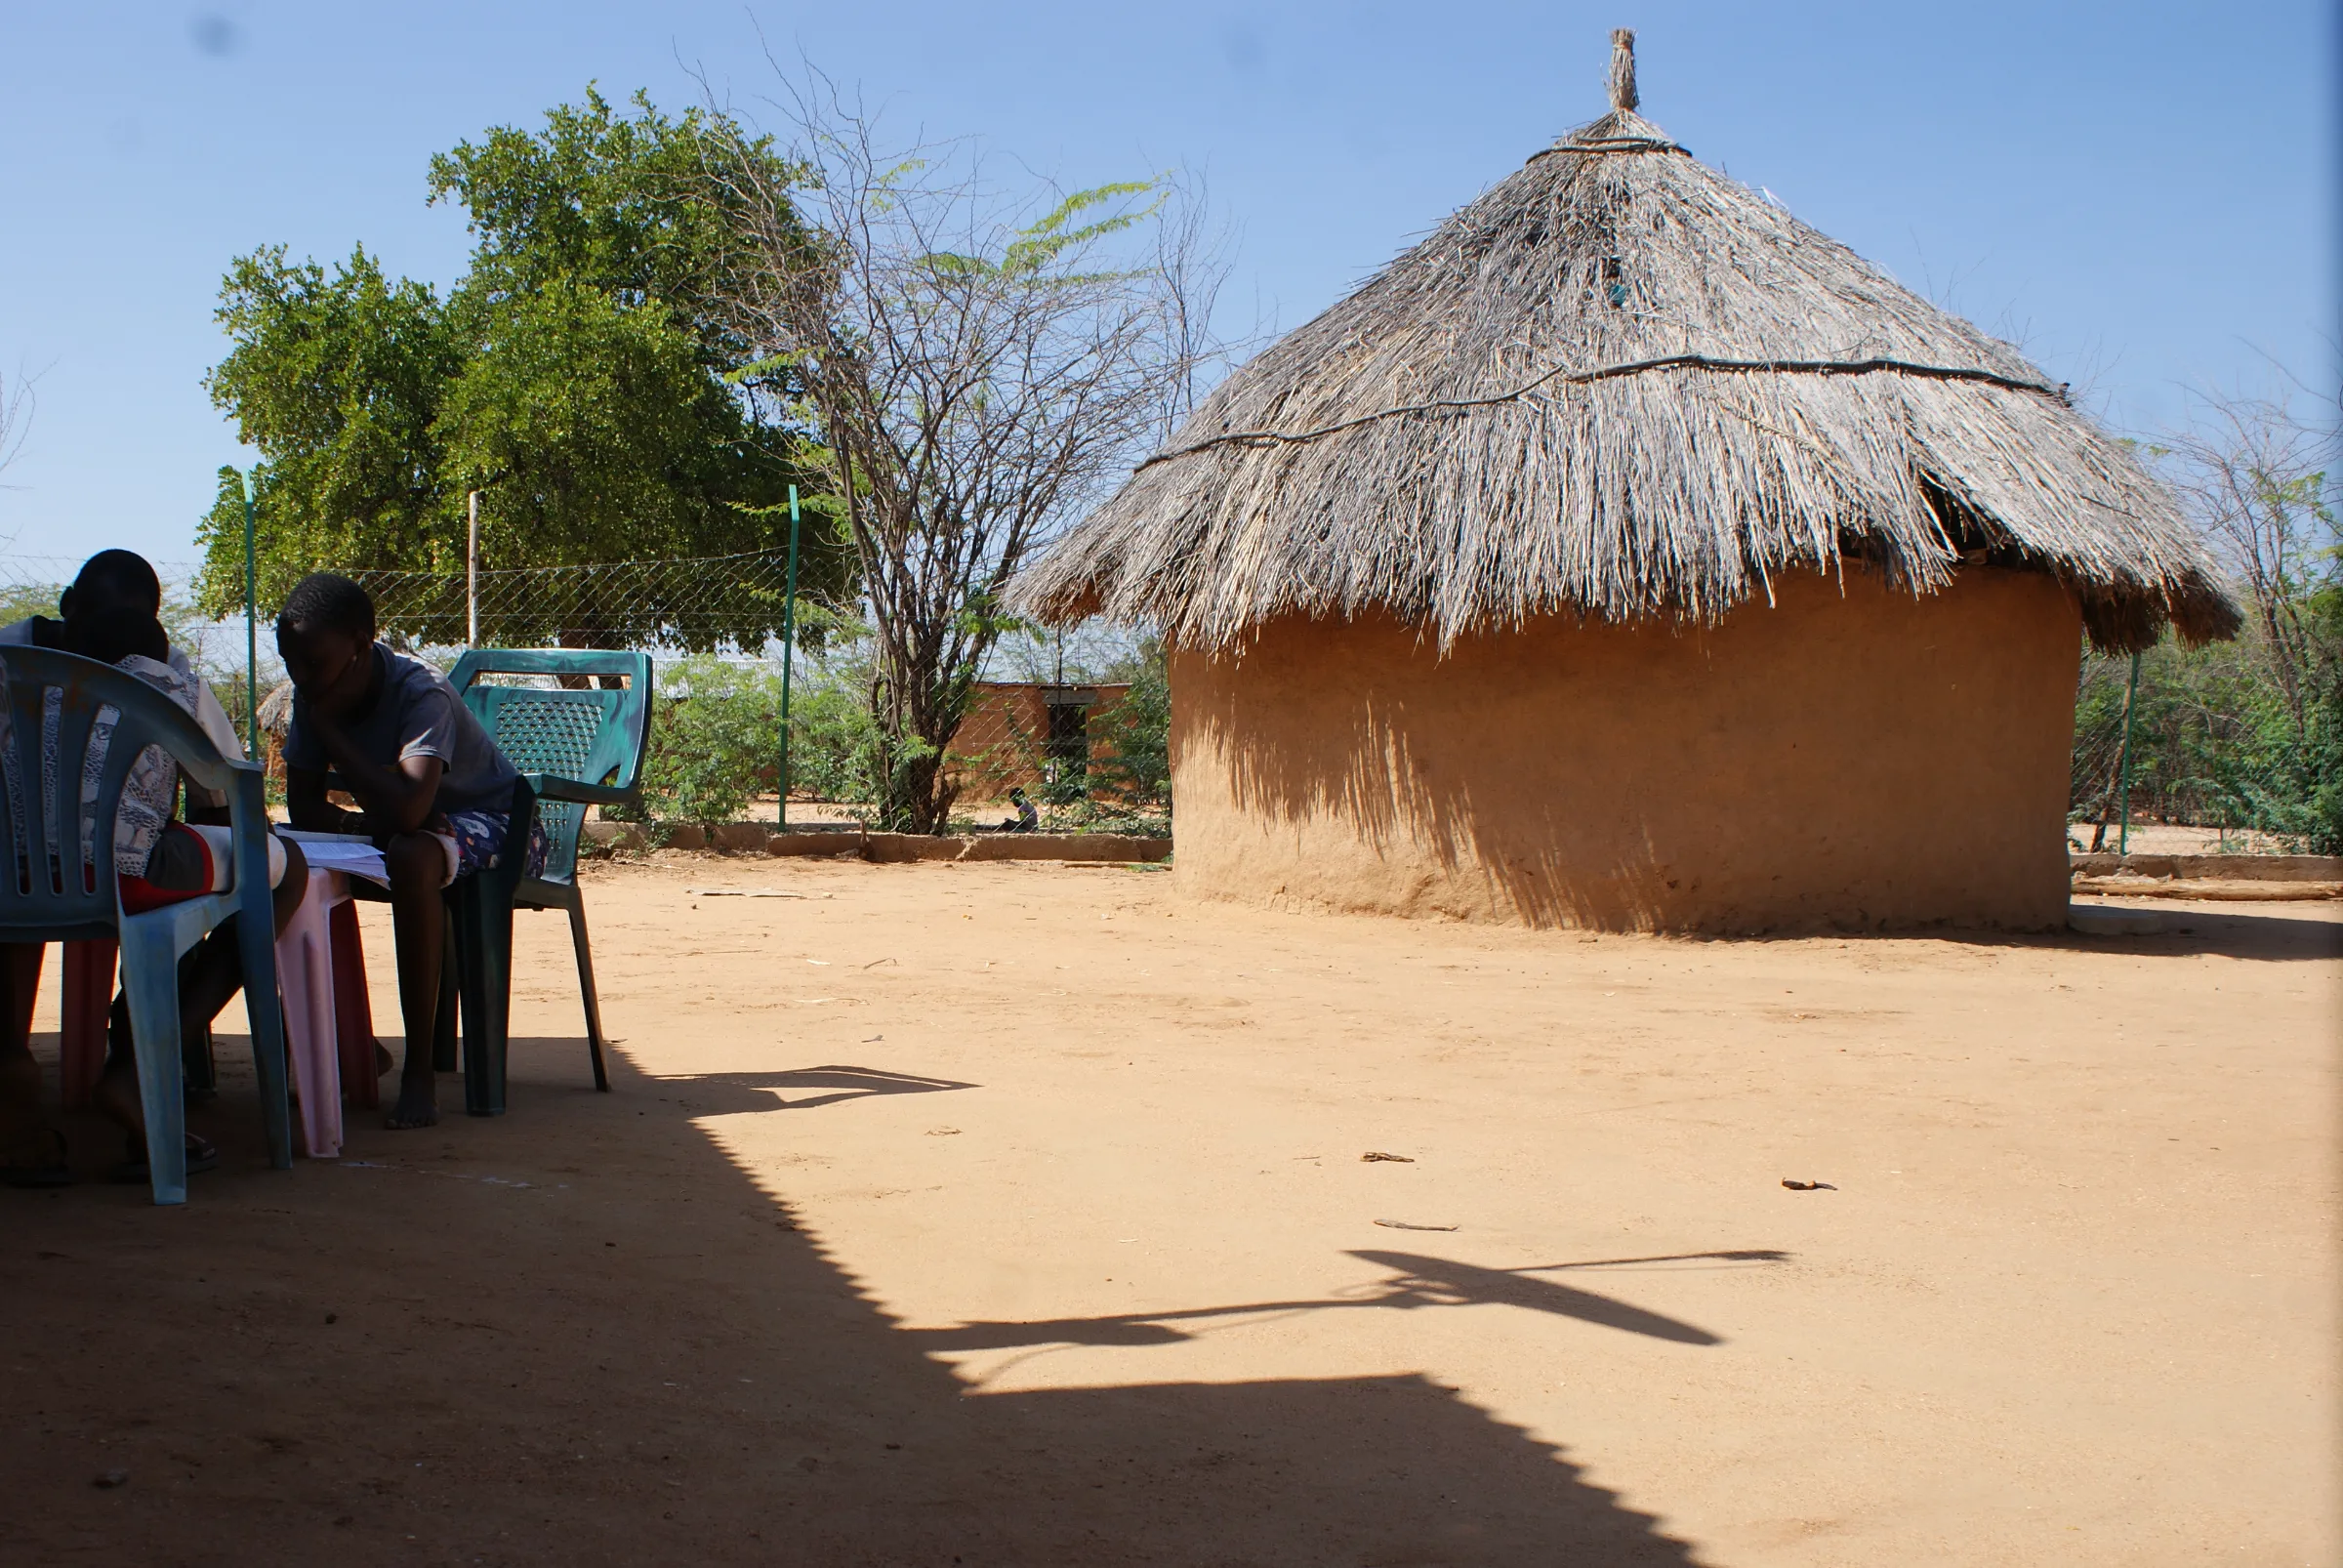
[[646, 1065, 978, 1113], [1976, 905, 2343, 963], [1661, 904, 2343, 963], [904, 1248, 1790, 1353], [1, 1033, 1709, 1566]]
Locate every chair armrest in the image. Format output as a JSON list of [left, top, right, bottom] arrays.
[[525, 772, 640, 809]]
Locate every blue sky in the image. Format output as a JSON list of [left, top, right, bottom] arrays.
[[0, 0, 2331, 570]]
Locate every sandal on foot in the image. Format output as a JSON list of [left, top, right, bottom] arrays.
[[1, 1128, 73, 1189], [108, 1134, 219, 1184]]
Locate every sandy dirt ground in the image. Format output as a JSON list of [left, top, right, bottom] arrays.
[[2, 857, 2336, 1567]]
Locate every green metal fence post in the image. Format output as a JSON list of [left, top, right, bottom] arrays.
[[777, 484, 802, 828], [2115, 649, 2141, 856], [241, 470, 259, 760]]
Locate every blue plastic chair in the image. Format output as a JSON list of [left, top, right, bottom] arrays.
[[443, 649, 653, 1112], [0, 645, 291, 1203]]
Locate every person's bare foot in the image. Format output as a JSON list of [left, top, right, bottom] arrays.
[[385, 1074, 438, 1130]]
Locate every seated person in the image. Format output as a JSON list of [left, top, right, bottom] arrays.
[[0, 569, 308, 1186], [0, 548, 243, 762], [1007, 786, 1040, 833], [274, 573, 542, 1131]]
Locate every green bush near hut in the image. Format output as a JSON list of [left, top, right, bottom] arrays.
[[2070, 411, 2340, 853], [1086, 637, 1171, 810], [639, 656, 782, 826], [636, 655, 894, 823]]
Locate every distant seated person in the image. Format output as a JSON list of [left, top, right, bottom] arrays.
[[0, 550, 233, 722], [0, 551, 308, 1186], [275, 573, 542, 1131], [1005, 786, 1039, 834]]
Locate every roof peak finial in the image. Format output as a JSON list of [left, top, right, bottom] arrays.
[[1607, 28, 1639, 113]]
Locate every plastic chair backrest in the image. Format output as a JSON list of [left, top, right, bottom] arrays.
[[447, 649, 652, 886], [0, 645, 266, 943]]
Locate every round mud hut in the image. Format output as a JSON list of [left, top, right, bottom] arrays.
[[1015, 32, 2237, 933]]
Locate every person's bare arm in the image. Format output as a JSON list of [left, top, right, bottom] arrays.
[[285, 764, 354, 834], [293, 735, 445, 836]]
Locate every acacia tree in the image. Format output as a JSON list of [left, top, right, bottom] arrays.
[[2158, 391, 2338, 742], [2070, 388, 2342, 849], [703, 83, 1222, 832], [0, 363, 30, 484], [2161, 390, 2342, 848], [198, 89, 847, 647]]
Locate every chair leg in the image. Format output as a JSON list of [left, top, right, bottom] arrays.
[[565, 896, 610, 1093], [60, 940, 114, 1110], [183, 1018, 218, 1102], [115, 924, 187, 1207], [328, 899, 380, 1111], [275, 886, 342, 1159], [451, 885, 512, 1118], [431, 917, 460, 1075], [234, 902, 294, 1172]]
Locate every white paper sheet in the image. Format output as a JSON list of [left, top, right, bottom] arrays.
[[279, 830, 389, 886]]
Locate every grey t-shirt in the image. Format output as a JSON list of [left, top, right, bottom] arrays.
[[283, 644, 519, 816]]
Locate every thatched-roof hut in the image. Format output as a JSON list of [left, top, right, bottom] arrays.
[[1017, 32, 2237, 931]]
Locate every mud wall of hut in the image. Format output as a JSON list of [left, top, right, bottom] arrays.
[[1168, 568, 2080, 932]]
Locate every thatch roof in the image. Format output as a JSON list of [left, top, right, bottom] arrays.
[[1016, 31, 2238, 654], [256, 679, 296, 739]]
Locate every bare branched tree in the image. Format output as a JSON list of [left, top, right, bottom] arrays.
[[2158, 384, 2339, 740], [701, 75, 1229, 831], [0, 365, 32, 487]]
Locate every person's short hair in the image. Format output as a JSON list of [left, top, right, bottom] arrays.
[[276, 573, 376, 640], [64, 550, 163, 616]]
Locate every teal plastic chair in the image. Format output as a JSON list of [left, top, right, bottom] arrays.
[[443, 649, 652, 1113], [0, 645, 291, 1203], [341, 773, 537, 1120]]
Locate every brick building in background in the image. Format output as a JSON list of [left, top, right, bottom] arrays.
[[950, 681, 1130, 801]]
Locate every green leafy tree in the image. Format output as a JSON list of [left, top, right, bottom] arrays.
[[198, 89, 845, 648], [200, 246, 459, 587], [0, 580, 63, 629]]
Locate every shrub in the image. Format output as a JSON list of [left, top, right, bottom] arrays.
[[1089, 638, 1170, 809], [643, 656, 780, 825], [787, 681, 883, 804]]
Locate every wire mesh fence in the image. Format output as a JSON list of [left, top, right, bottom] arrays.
[[2066, 645, 2318, 853], [1, 548, 1162, 829], [342, 550, 807, 655], [3, 549, 1143, 673], [10, 549, 2323, 848]]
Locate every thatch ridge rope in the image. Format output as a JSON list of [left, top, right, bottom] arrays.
[[1138, 354, 2073, 470], [1527, 138, 1690, 159]]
